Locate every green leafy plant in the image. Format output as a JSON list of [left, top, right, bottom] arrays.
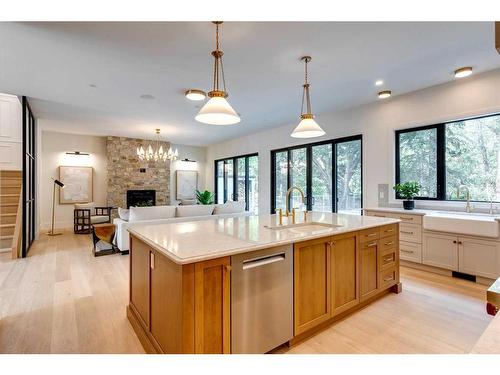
[[393, 182, 421, 200], [196, 190, 215, 205]]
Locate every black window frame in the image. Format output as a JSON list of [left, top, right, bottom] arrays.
[[270, 134, 363, 214], [214, 152, 258, 211], [395, 112, 500, 203]]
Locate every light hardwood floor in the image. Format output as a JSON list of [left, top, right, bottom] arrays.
[[0, 231, 493, 354]]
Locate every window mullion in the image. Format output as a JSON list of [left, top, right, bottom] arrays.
[[436, 124, 446, 200]]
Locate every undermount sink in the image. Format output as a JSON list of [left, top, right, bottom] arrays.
[[265, 222, 341, 231], [423, 211, 500, 238]]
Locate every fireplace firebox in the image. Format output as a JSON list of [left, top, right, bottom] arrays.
[[127, 190, 156, 208]]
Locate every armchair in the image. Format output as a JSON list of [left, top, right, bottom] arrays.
[[74, 202, 114, 234]]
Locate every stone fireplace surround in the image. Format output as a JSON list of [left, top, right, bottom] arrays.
[[106, 136, 170, 213]]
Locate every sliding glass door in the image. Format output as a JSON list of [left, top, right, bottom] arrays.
[[271, 135, 362, 214], [311, 143, 333, 212], [214, 153, 259, 213], [336, 139, 362, 213]]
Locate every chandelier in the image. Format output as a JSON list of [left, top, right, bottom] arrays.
[[195, 21, 241, 126], [291, 56, 326, 138], [137, 129, 178, 162]]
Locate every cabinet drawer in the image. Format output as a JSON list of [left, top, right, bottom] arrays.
[[379, 247, 397, 271], [364, 210, 389, 218], [380, 224, 398, 238], [399, 223, 421, 243], [394, 213, 422, 225], [359, 228, 380, 243], [379, 266, 398, 289], [380, 235, 397, 251], [361, 239, 379, 250], [399, 241, 422, 263]]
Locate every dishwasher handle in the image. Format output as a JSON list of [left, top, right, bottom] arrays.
[[242, 252, 286, 270]]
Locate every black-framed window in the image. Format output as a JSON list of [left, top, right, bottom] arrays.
[[214, 153, 258, 213], [271, 135, 362, 214], [395, 112, 500, 202], [22, 96, 36, 257]]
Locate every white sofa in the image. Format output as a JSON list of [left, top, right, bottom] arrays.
[[113, 202, 252, 252]]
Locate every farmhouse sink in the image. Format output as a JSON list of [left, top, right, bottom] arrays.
[[423, 211, 500, 238]]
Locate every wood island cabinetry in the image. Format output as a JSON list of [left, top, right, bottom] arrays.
[[128, 222, 401, 353], [128, 235, 230, 354], [292, 224, 400, 342]]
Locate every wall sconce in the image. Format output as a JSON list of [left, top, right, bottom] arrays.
[[65, 151, 90, 156]]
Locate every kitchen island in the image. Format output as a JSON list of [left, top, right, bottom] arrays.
[[126, 212, 401, 354]]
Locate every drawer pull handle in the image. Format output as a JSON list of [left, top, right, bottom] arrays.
[[401, 231, 414, 235], [383, 255, 394, 262], [150, 252, 155, 270], [367, 242, 377, 247], [401, 249, 414, 254], [400, 217, 414, 221], [367, 233, 377, 237], [384, 275, 395, 282], [385, 228, 395, 232], [384, 241, 394, 246]]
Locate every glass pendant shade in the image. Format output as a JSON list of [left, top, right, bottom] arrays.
[[291, 115, 326, 138], [290, 56, 326, 139], [195, 96, 241, 125], [196, 22, 240, 126]]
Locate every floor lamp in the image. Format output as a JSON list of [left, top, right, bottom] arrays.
[[48, 178, 65, 236]]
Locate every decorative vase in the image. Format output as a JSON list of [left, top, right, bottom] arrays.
[[403, 200, 415, 210]]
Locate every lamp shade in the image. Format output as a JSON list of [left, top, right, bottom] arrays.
[[291, 117, 326, 138], [195, 96, 241, 125]]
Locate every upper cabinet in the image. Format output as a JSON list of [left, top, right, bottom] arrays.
[[0, 94, 22, 170]]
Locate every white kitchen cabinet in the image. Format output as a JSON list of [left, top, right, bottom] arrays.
[[422, 232, 458, 271], [0, 94, 22, 170], [459, 237, 500, 279]]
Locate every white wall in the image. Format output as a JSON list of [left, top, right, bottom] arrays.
[[206, 68, 500, 215], [170, 144, 207, 204], [0, 93, 22, 170], [40, 129, 108, 230]]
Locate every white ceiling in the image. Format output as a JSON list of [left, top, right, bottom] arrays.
[[0, 22, 498, 146]]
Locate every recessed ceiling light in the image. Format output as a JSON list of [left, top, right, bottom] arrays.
[[185, 89, 206, 101], [140, 94, 155, 100], [454, 66, 472, 78], [378, 90, 392, 99], [375, 80, 384, 86]]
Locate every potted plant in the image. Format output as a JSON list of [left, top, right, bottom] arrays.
[[195, 190, 215, 205], [393, 182, 421, 210]]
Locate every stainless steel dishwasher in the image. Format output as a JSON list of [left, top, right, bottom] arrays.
[[231, 244, 293, 354]]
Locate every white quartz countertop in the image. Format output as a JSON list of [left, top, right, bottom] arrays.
[[364, 207, 429, 215], [364, 207, 500, 222], [128, 212, 399, 265]]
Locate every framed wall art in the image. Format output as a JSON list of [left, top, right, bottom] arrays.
[[59, 166, 93, 204], [176, 170, 198, 200]]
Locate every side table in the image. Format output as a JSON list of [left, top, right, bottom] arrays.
[[91, 223, 128, 256]]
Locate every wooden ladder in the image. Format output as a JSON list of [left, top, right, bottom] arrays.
[[0, 170, 22, 258]]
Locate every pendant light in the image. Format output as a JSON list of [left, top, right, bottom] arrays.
[[195, 21, 241, 126], [291, 56, 326, 138]]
